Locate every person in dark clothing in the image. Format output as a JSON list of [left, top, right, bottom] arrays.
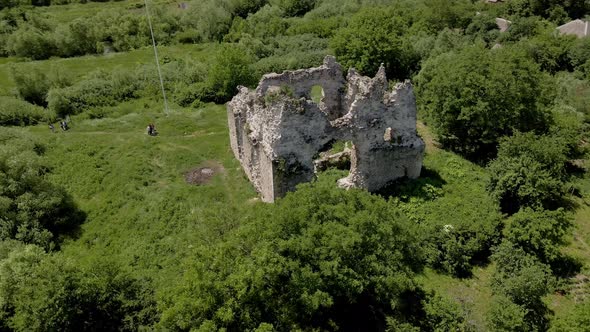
[[146, 123, 157, 136]]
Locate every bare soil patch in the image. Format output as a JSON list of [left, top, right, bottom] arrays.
[[184, 161, 225, 185]]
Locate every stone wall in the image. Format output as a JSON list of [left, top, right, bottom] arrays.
[[227, 56, 424, 202]]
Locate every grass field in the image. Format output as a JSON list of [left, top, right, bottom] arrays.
[[0, 43, 219, 96], [24, 101, 258, 292], [29, 0, 177, 23]]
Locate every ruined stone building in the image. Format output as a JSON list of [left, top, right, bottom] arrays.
[[227, 56, 424, 202]]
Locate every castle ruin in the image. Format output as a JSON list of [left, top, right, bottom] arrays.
[[227, 56, 424, 202]]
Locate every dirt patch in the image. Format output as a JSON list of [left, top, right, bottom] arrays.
[[184, 161, 225, 185]]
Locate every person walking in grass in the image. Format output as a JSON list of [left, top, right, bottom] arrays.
[[146, 123, 157, 136]]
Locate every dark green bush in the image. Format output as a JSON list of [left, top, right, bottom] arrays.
[[0, 128, 84, 250], [505, 208, 572, 265], [487, 132, 569, 213], [47, 70, 140, 116], [204, 44, 257, 103], [0, 246, 157, 331], [490, 242, 554, 331], [549, 300, 590, 332], [331, 6, 417, 78], [160, 171, 425, 331], [6, 27, 56, 60]]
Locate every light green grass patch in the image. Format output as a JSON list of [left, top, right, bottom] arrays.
[[25, 101, 257, 292], [0, 43, 219, 96]]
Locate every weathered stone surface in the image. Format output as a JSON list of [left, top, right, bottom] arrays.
[[228, 56, 424, 202]]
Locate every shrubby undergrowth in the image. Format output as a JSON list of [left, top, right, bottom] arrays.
[[0, 128, 83, 250]]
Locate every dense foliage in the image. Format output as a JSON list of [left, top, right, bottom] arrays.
[[0, 96, 53, 125], [415, 45, 551, 160], [489, 242, 555, 331], [331, 6, 416, 78], [0, 241, 157, 331], [487, 132, 570, 213], [161, 173, 426, 330], [0, 128, 83, 250]]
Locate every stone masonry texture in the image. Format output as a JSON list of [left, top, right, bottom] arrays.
[[227, 56, 424, 202]]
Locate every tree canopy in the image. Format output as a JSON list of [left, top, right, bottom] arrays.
[[415, 45, 552, 160]]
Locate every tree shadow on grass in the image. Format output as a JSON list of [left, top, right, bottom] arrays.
[[50, 191, 87, 251], [375, 166, 446, 201]]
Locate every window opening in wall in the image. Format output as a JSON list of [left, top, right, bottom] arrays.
[[310, 85, 324, 104]]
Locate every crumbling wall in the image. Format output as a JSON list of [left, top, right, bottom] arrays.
[[228, 56, 424, 202]]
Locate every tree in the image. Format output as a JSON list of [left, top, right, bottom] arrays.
[[415, 44, 552, 160], [271, 0, 316, 17], [160, 171, 426, 331], [330, 6, 417, 79], [490, 242, 553, 331], [205, 44, 256, 103], [230, 0, 269, 18], [0, 245, 157, 331], [487, 132, 569, 213], [505, 208, 572, 264]]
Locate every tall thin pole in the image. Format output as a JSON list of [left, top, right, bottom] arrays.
[[144, 0, 169, 116]]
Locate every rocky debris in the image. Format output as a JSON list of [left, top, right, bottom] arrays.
[[313, 148, 352, 173], [228, 56, 425, 202]]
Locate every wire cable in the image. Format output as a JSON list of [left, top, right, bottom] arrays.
[[144, 0, 170, 116]]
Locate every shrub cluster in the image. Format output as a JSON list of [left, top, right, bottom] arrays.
[[0, 128, 84, 249], [0, 242, 157, 331], [0, 96, 54, 125]]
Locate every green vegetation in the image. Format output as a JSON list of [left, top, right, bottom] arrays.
[[0, 128, 83, 250], [415, 45, 552, 160], [0, 0, 588, 330]]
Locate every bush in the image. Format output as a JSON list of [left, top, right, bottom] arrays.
[[204, 44, 256, 103], [487, 132, 569, 213], [179, 1, 233, 42], [48, 69, 140, 116], [0, 97, 54, 126], [415, 44, 552, 161], [389, 153, 503, 277], [0, 128, 84, 250], [10, 65, 70, 107], [505, 208, 572, 265], [10, 66, 50, 106], [0, 246, 157, 331], [421, 189, 503, 277], [160, 171, 425, 330], [420, 293, 468, 331], [490, 242, 553, 331], [6, 27, 55, 60], [487, 295, 528, 332], [331, 6, 417, 78], [549, 300, 590, 332]]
